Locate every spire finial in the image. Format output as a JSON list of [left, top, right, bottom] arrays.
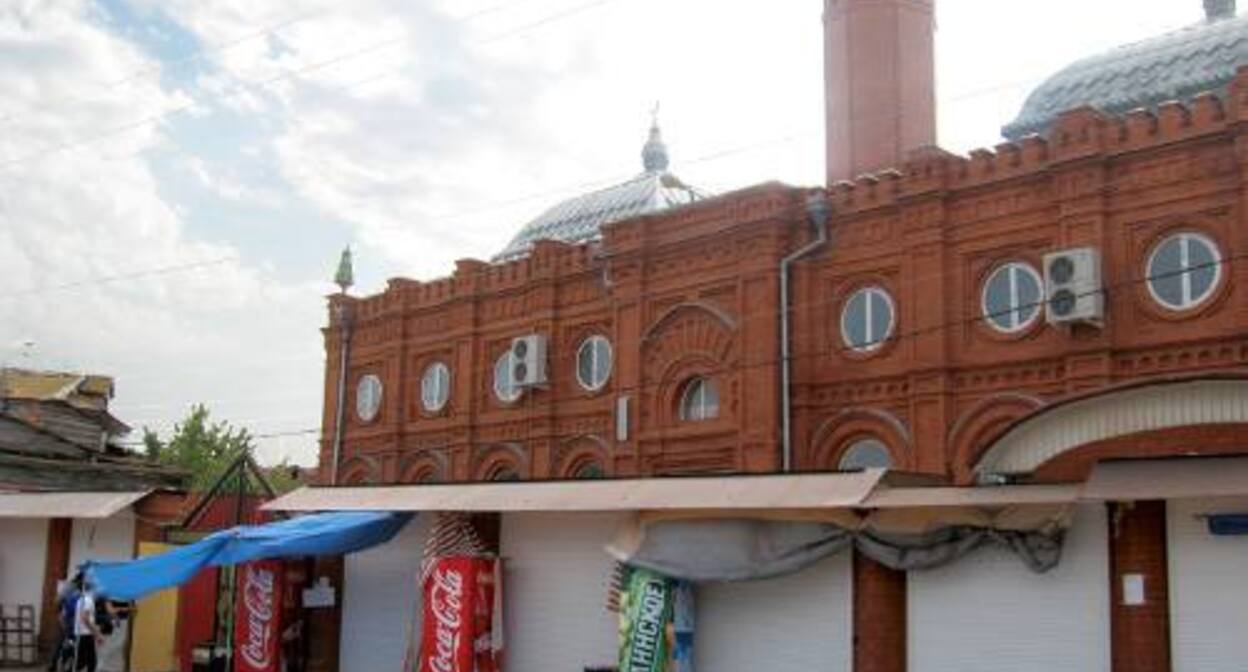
[[334, 246, 354, 294], [1205, 0, 1235, 20], [641, 102, 669, 173]]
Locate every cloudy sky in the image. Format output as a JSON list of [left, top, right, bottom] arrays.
[[0, 0, 1211, 465]]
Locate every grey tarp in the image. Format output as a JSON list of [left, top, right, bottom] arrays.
[[606, 508, 1069, 582]]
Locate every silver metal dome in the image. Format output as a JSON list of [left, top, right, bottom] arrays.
[[1003, 8, 1248, 139]]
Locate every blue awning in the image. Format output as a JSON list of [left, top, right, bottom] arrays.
[[85, 511, 411, 601], [1207, 514, 1248, 536]]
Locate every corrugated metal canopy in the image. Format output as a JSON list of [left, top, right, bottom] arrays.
[[1082, 457, 1248, 501], [0, 490, 149, 518], [265, 471, 886, 513]]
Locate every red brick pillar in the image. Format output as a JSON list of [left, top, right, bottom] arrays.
[[38, 518, 72, 655], [853, 550, 906, 672], [1108, 501, 1171, 672]]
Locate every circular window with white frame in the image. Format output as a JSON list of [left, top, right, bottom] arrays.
[[576, 335, 613, 392], [355, 374, 383, 422], [982, 262, 1043, 333], [420, 362, 451, 413], [1147, 232, 1222, 311], [841, 286, 896, 353], [493, 351, 522, 403]]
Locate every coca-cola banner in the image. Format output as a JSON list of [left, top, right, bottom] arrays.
[[234, 560, 284, 672], [417, 557, 501, 672]]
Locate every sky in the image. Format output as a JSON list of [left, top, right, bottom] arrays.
[[0, 0, 1212, 466]]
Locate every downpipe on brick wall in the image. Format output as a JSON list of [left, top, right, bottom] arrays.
[[780, 191, 830, 472], [330, 300, 353, 486]]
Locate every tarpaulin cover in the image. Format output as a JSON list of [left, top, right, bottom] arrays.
[[1207, 514, 1248, 536], [85, 511, 411, 600]]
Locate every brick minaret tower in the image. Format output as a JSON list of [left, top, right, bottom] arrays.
[[824, 0, 937, 183]]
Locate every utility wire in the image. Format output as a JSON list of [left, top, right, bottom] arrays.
[[0, 256, 237, 300]]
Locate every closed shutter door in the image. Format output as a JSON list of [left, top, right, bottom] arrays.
[[501, 512, 625, 672], [340, 515, 427, 672], [1168, 497, 1248, 672], [696, 552, 852, 672], [908, 504, 1109, 672]]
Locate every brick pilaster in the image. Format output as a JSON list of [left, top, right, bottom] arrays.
[[853, 550, 906, 672], [1108, 500, 1171, 672], [38, 518, 72, 655]]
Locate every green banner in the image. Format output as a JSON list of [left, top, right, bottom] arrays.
[[618, 567, 674, 672]]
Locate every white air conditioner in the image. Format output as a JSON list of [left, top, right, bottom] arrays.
[[1043, 247, 1104, 326], [510, 334, 548, 387]]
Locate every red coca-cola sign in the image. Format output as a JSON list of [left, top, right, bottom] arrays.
[[418, 557, 499, 672], [235, 560, 283, 672]]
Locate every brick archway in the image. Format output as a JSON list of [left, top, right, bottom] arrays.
[[948, 393, 1045, 484], [808, 407, 912, 471]]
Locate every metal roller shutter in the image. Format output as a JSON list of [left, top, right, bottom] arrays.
[[908, 504, 1109, 672], [696, 552, 852, 672], [501, 512, 625, 672], [1168, 497, 1248, 672], [340, 515, 427, 672], [0, 518, 48, 627]]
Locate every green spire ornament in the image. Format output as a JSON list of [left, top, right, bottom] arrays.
[[334, 246, 354, 294]]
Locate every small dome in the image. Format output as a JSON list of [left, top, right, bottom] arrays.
[[494, 122, 706, 262], [1003, 9, 1248, 139]]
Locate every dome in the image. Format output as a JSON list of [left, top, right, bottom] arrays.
[[493, 122, 707, 262], [1003, 7, 1248, 140]]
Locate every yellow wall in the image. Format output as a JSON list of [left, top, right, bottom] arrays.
[[129, 542, 180, 672]]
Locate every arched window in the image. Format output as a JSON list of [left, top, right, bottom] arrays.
[[493, 351, 522, 403], [355, 374, 382, 422], [572, 461, 605, 479], [421, 362, 451, 413], [1147, 232, 1221, 310], [679, 376, 719, 422], [576, 335, 613, 391], [982, 262, 1042, 332], [841, 287, 896, 352], [489, 466, 520, 482], [839, 438, 892, 470]]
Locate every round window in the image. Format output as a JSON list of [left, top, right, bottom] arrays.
[[576, 335, 613, 391], [1147, 232, 1221, 310], [420, 362, 450, 413], [493, 351, 522, 403], [679, 376, 719, 422], [355, 374, 382, 422], [841, 287, 895, 352], [838, 439, 892, 470], [982, 262, 1043, 333]]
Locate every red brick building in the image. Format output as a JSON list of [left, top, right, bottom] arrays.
[[305, 1, 1248, 670]]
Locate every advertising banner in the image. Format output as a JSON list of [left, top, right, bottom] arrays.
[[234, 560, 284, 672], [417, 556, 500, 672], [619, 567, 696, 672]]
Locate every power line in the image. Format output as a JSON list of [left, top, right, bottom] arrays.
[[125, 250, 1246, 448], [0, 256, 237, 300]]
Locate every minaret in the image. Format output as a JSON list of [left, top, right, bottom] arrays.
[[824, 0, 937, 183]]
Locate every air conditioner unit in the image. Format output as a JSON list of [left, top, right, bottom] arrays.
[[1043, 247, 1104, 326], [510, 334, 548, 387]]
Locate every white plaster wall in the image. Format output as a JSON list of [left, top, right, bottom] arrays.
[[68, 511, 136, 573], [696, 551, 853, 672], [1168, 497, 1248, 672], [908, 504, 1110, 672], [0, 518, 49, 629]]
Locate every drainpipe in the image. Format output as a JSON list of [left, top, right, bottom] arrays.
[[780, 191, 831, 472], [330, 300, 353, 486]]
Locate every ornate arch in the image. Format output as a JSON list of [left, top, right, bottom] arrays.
[[808, 407, 912, 471], [338, 454, 381, 485], [948, 393, 1045, 484], [552, 435, 610, 479], [974, 374, 1248, 480], [470, 443, 529, 481], [642, 302, 739, 427], [398, 449, 450, 484]]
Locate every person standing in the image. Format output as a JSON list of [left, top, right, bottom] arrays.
[[72, 580, 103, 672]]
